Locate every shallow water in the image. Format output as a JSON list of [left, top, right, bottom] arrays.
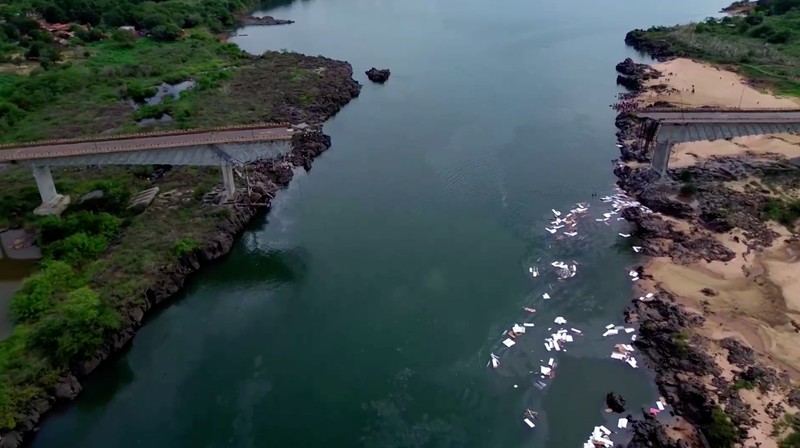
[[30, 0, 722, 446]]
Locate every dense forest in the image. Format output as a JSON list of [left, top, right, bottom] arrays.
[[0, 0, 251, 63]]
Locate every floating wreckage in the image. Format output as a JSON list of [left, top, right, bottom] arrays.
[[523, 409, 539, 428], [583, 424, 614, 448]]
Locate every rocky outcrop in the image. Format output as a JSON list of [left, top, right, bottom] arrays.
[[615, 58, 661, 92], [624, 29, 675, 61], [240, 15, 294, 26], [606, 392, 627, 413], [365, 67, 390, 83]]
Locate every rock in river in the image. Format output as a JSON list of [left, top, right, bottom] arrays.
[[365, 67, 391, 83], [606, 392, 627, 413]]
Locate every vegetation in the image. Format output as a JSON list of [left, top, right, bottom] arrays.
[[703, 405, 739, 448], [762, 198, 800, 227], [0, 165, 222, 431], [630, 0, 800, 95], [773, 413, 800, 447], [0, 0, 253, 64]]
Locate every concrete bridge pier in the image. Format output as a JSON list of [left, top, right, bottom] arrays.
[[32, 166, 70, 216], [220, 161, 236, 199], [651, 139, 672, 177]]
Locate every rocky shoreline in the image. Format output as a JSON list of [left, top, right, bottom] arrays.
[[611, 56, 800, 447], [0, 58, 361, 448]]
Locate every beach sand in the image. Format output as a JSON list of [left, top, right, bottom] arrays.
[[640, 58, 800, 109], [631, 58, 800, 446]]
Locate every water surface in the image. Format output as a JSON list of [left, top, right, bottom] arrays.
[[31, 0, 721, 446]]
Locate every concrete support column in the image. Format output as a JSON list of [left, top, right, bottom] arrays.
[[32, 166, 70, 216], [650, 140, 671, 177], [220, 161, 236, 199]]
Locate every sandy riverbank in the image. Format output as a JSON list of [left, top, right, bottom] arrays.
[[615, 57, 800, 447], [640, 58, 800, 109]]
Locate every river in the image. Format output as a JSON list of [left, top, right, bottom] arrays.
[[30, 0, 720, 446]]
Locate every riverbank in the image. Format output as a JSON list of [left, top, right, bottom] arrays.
[[0, 52, 360, 447], [613, 56, 800, 447]]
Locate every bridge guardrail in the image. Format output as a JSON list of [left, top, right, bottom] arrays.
[[0, 122, 293, 150], [0, 134, 294, 162]]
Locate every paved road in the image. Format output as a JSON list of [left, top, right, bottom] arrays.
[[0, 125, 294, 162], [636, 109, 800, 123]]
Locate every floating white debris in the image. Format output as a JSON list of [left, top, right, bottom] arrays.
[[491, 358, 499, 368], [599, 426, 611, 436], [523, 323, 535, 327], [617, 418, 628, 429], [626, 358, 638, 368], [544, 341, 553, 351], [552, 209, 561, 217], [564, 231, 578, 237], [605, 324, 616, 330], [512, 324, 526, 334], [565, 334, 574, 342], [656, 401, 665, 411], [628, 270, 638, 277], [570, 328, 582, 334], [631, 334, 637, 342], [548, 358, 555, 366], [513, 384, 518, 388], [554, 316, 567, 325], [524, 418, 536, 428], [624, 328, 635, 333], [545, 227, 557, 234], [524, 307, 536, 313], [540, 366, 552, 375], [542, 293, 550, 300], [610, 352, 626, 360], [618, 233, 630, 238], [632, 246, 642, 253], [646, 292, 654, 298], [502, 338, 516, 348], [602, 329, 619, 337]]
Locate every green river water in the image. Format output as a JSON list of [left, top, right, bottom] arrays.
[[30, 0, 721, 446]]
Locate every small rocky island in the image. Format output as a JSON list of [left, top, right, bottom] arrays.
[[365, 67, 390, 84], [240, 15, 294, 26]]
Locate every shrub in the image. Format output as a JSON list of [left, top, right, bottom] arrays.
[[125, 80, 157, 102], [172, 238, 200, 257], [45, 232, 109, 264], [704, 406, 739, 448], [29, 287, 120, 364], [10, 261, 78, 323]]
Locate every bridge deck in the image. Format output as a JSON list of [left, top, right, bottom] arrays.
[[637, 109, 800, 122], [0, 125, 294, 162]]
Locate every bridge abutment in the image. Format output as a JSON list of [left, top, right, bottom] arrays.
[[32, 165, 70, 216]]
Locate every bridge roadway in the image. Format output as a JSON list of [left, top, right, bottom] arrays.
[[636, 108, 800, 123], [633, 108, 800, 176], [0, 124, 293, 162]]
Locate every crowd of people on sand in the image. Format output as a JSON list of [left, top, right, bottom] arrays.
[[610, 92, 645, 113]]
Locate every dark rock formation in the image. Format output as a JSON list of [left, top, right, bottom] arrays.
[[365, 67, 390, 83], [606, 392, 627, 413], [625, 29, 676, 61], [626, 414, 685, 448], [615, 58, 661, 92], [700, 287, 717, 297], [240, 15, 294, 26]]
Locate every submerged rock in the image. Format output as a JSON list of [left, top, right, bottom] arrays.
[[365, 67, 391, 83]]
